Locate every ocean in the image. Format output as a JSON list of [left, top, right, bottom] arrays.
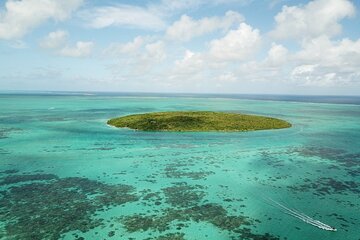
[[0, 93, 359, 240]]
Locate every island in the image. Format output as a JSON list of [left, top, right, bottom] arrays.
[[107, 111, 291, 132]]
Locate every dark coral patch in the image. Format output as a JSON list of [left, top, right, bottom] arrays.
[[290, 147, 360, 176], [233, 228, 280, 240], [121, 204, 251, 233], [0, 169, 19, 174], [144, 233, 185, 240], [288, 177, 360, 196], [164, 162, 214, 180], [0, 173, 58, 185], [0, 127, 22, 139], [162, 182, 206, 208], [121, 182, 279, 240], [260, 151, 285, 168], [0, 174, 138, 240]]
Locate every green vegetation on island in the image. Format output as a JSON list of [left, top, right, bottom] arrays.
[[107, 111, 291, 132]]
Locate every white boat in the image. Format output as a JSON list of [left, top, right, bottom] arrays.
[[267, 198, 337, 232]]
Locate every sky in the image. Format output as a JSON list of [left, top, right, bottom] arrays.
[[0, 0, 360, 95]]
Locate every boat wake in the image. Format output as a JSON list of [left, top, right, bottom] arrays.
[[266, 198, 337, 232]]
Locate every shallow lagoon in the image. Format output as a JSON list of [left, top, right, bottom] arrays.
[[0, 94, 359, 240]]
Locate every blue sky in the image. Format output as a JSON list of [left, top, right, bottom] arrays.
[[0, 0, 359, 95]]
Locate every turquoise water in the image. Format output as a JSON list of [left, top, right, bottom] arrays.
[[0, 94, 359, 240]]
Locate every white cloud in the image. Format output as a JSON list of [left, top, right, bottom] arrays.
[[295, 36, 360, 67], [229, 43, 289, 84], [290, 36, 360, 86], [150, 0, 200, 13], [269, 0, 287, 9], [0, 0, 83, 40], [40, 30, 68, 49], [218, 72, 237, 83], [105, 39, 167, 77], [238, 36, 360, 87], [117, 36, 144, 54], [131, 40, 167, 71], [80, 5, 166, 30], [146, 21, 262, 90], [165, 31, 360, 90], [209, 23, 261, 61], [164, 50, 207, 90], [91, 0, 358, 93], [59, 41, 94, 57], [291, 64, 317, 76], [152, 0, 253, 13], [103, 36, 145, 56], [166, 11, 244, 41], [271, 0, 355, 40], [174, 50, 204, 74], [40, 30, 94, 57], [9, 40, 27, 49], [291, 65, 343, 87], [266, 43, 289, 66], [80, 0, 252, 32], [144, 41, 167, 62]]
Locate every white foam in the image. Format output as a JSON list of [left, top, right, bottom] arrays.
[[267, 198, 337, 232]]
